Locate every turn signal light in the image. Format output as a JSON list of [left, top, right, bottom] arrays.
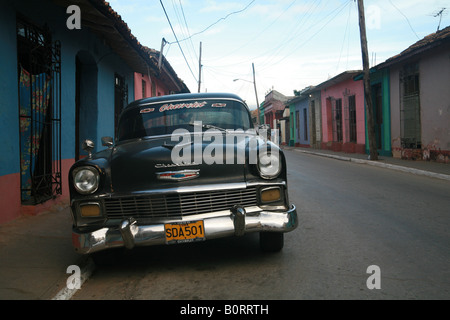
[[261, 188, 281, 203], [80, 203, 101, 217]]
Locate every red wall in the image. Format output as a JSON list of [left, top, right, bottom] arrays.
[[0, 159, 73, 224]]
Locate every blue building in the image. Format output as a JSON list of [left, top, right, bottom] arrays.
[[0, 0, 188, 223], [288, 92, 310, 147]]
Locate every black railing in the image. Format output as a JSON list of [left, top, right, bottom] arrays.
[[17, 17, 61, 205]]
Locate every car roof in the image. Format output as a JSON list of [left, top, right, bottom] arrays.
[[125, 92, 248, 110]]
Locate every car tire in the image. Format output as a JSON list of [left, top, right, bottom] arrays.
[[259, 232, 284, 252]]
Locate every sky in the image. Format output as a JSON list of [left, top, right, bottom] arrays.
[[108, 0, 449, 109]]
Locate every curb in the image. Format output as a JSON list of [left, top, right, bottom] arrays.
[[51, 257, 95, 300], [293, 149, 450, 182]]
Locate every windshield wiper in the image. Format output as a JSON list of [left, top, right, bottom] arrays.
[[162, 140, 192, 150], [188, 123, 228, 132]]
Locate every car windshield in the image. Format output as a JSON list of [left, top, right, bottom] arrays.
[[117, 99, 253, 141]]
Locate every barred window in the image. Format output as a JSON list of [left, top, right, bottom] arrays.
[[17, 16, 61, 204], [400, 62, 421, 149], [348, 95, 357, 143]]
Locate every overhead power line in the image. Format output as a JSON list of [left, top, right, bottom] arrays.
[[258, 0, 351, 71], [170, 0, 198, 69], [169, 0, 256, 44], [388, 0, 420, 39], [159, 0, 198, 82], [177, 0, 198, 61]]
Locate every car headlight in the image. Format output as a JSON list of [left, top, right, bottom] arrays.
[[73, 166, 100, 194], [257, 150, 281, 179]]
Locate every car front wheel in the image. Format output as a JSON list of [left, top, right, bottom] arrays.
[[259, 232, 284, 252]]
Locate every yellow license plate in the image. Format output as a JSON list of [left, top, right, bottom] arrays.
[[165, 220, 205, 244]]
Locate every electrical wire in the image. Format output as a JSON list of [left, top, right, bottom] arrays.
[[170, 0, 198, 76], [200, 0, 353, 96], [178, 0, 199, 61], [388, 0, 420, 39], [160, 0, 198, 82], [255, 0, 325, 70], [170, 0, 256, 44], [204, 0, 300, 64], [336, 0, 354, 73], [258, 0, 352, 72], [170, 0, 198, 68], [160, 0, 359, 94], [203, 0, 326, 70]]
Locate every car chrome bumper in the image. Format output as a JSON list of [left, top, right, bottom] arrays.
[[72, 204, 297, 254]]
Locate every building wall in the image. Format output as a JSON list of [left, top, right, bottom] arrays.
[[320, 78, 365, 153], [309, 91, 322, 149], [292, 98, 310, 147], [263, 90, 288, 129], [389, 43, 450, 162], [0, 3, 22, 222], [134, 72, 173, 100], [418, 43, 450, 162], [278, 108, 290, 145], [0, 0, 135, 223]]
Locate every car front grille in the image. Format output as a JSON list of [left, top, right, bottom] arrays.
[[103, 187, 258, 220]]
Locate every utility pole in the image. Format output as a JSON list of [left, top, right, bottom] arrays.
[[252, 63, 260, 126], [158, 38, 167, 70], [198, 42, 202, 93], [357, 0, 378, 160]]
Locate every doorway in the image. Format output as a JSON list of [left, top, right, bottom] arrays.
[[114, 73, 127, 139], [373, 83, 383, 151], [75, 51, 98, 160]]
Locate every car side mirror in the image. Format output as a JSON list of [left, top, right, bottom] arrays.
[[82, 139, 95, 158], [102, 136, 114, 147]]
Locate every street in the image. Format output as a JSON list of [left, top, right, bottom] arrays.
[[72, 149, 450, 300]]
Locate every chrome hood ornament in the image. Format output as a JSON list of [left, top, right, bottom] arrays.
[[156, 169, 200, 181]]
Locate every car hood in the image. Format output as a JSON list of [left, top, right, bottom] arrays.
[[109, 134, 256, 194]]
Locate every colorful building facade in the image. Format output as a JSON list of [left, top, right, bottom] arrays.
[[377, 26, 450, 162], [263, 90, 291, 130], [288, 93, 310, 148], [315, 71, 366, 154], [134, 47, 189, 100], [0, 0, 188, 224]]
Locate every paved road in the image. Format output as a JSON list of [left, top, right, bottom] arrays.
[[285, 149, 450, 299], [72, 149, 450, 300]]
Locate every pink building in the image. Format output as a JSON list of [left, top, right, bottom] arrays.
[[134, 47, 189, 100], [134, 73, 167, 99], [263, 90, 291, 129], [317, 70, 366, 154]]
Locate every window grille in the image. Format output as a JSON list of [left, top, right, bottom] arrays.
[[332, 98, 343, 142], [142, 79, 146, 98], [400, 63, 421, 149], [17, 16, 61, 204], [348, 95, 357, 143]]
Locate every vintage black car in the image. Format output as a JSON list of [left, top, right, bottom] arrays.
[[69, 93, 297, 257]]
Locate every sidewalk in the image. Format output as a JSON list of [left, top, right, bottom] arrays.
[[284, 146, 450, 181], [0, 205, 89, 300], [0, 150, 449, 300]]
